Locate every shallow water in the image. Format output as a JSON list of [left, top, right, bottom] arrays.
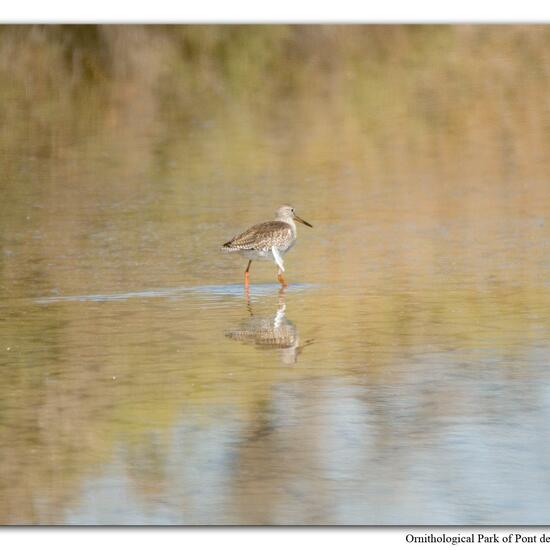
[[1, 34, 550, 524]]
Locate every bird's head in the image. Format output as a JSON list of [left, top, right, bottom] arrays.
[[276, 205, 313, 228]]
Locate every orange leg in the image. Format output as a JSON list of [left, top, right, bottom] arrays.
[[277, 271, 288, 288], [244, 260, 252, 288]]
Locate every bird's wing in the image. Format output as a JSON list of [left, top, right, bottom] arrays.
[[222, 221, 292, 251]]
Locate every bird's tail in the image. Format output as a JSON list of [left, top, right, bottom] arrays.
[[221, 241, 237, 252]]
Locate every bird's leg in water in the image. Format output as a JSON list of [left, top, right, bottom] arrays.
[[277, 270, 288, 288], [272, 247, 287, 288], [244, 260, 252, 288]]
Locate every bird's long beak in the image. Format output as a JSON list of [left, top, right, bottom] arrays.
[[293, 214, 313, 228]]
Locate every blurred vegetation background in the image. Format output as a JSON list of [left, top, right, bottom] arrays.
[[2, 24, 550, 160]]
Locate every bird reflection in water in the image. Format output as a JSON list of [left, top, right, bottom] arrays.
[[225, 289, 313, 364]]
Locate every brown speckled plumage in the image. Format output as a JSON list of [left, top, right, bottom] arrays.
[[222, 221, 293, 251]]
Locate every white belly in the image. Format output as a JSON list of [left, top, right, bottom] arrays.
[[240, 240, 295, 262]]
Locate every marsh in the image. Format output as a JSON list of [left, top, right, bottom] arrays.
[[0, 25, 549, 525]]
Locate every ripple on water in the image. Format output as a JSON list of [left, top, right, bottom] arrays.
[[34, 283, 319, 304]]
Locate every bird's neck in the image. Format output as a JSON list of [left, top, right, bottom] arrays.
[[277, 216, 297, 236]]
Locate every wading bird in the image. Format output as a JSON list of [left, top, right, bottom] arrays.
[[221, 205, 313, 287]]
